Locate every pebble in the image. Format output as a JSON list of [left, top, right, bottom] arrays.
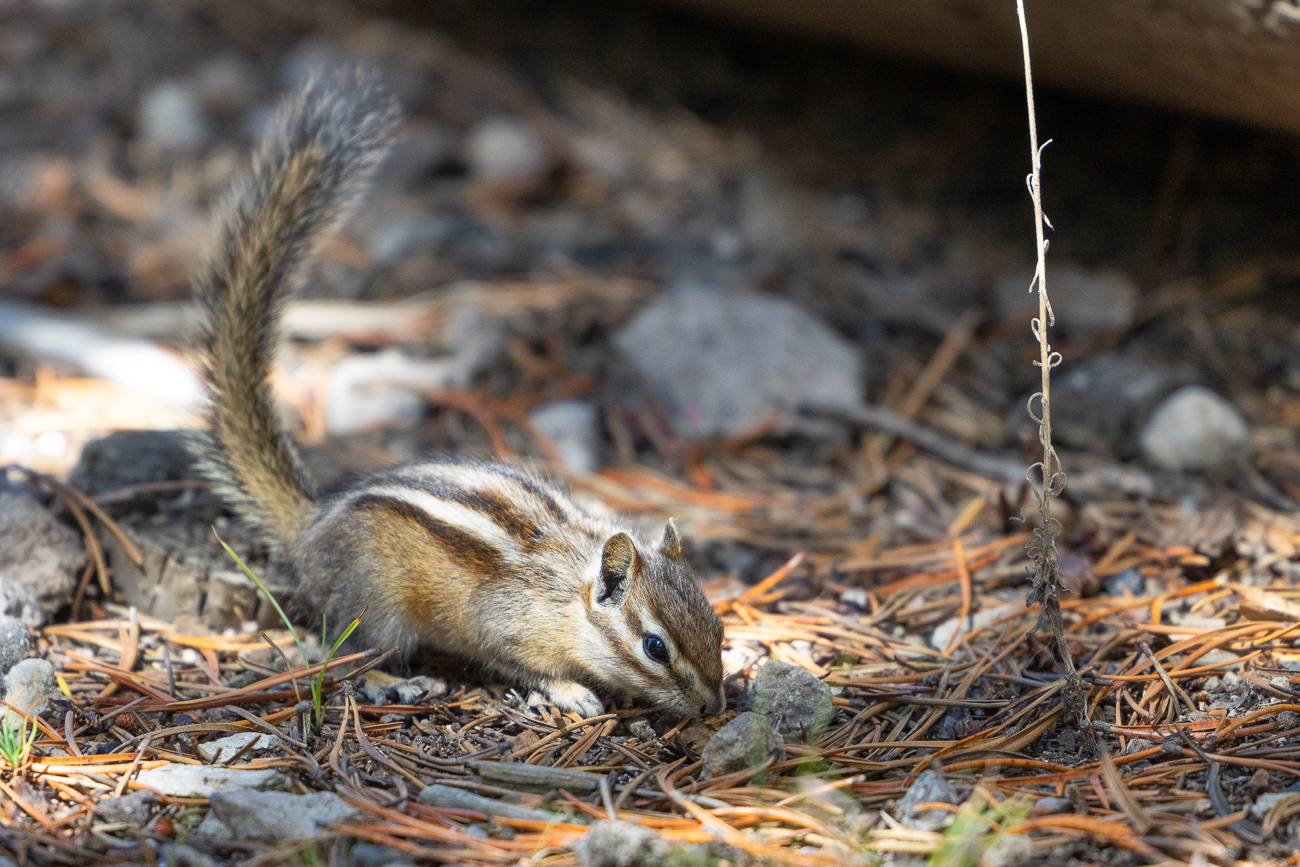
[[895, 769, 959, 831], [1251, 791, 1293, 819], [528, 399, 600, 474], [749, 660, 834, 743], [982, 832, 1033, 867], [615, 291, 862, 438], [574, 820, 735, 867], [209, 790, 365, 843], [1139, 385, 1249, 472], [701, 711, 783, 778], [133, 765, 291, 797], [0, 490, 84, 627], [196, 732, 277, 764], [350, 842, 415, 867], [1104, 568, 1144, 597], [95, 789, 158, 826], [0, 616, 30, 677], [1, 658, 55, 726], [1033, 796, 1073, 814], [139, 81, 210, 152], [466, 116, 546, 181], [930, 603, 1020, 652]]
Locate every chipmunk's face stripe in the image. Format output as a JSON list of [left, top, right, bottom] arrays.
[[351, 495, 506, 576], [353, 486, 523, 562], [590, 609, 657, 682]]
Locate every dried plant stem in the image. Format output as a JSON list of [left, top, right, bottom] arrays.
[[1016, 0, 1083, 724]]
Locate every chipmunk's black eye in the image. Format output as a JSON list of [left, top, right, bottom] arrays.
[[642, 634, 670, 666]]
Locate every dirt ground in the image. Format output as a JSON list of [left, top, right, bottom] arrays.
[[2, 1, 1300, 865]]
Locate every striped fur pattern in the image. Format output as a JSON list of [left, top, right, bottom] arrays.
[[191, 77, 725, 717]]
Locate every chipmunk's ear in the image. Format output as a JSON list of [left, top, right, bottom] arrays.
[[598, 533, 643, 605], [658, 518, 682, 560]]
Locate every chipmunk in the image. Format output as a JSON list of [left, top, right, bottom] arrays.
[[189, 75, 725, 718]]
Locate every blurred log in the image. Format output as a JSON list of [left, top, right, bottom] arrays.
[[659, 0, 1300, 134]]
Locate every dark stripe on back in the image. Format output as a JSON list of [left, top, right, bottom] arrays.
[[453, 488, 544, 552], [352, 495, 505, 577], [488, 465, 571, 524]]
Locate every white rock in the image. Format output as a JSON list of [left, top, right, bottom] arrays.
[[196, 732, 277, 764], [466, 117, 545, 181], [615, 291, 862, 438], [1139, 385, 1249, 472], [930, 603, 1021, 652], [529, 400, 600, 473], [139, 82, 210, 152], [133, 765, 291, 797], [1251, 792, 1293, 819]]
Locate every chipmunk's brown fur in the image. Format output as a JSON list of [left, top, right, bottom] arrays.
[[191, 75, 725, 717]]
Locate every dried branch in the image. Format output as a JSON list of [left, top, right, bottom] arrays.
[[1015, 0, 1084, 724]]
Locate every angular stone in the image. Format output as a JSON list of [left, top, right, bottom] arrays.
[[701, 711, 783, 778], [0, 491, 83, 627], [750, 660, 834, 743]]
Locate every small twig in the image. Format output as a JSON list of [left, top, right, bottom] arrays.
[[1015, 0, 1083, 725]]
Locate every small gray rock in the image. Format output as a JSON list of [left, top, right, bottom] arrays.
[[95, 789, 158, 826], [209, 790, 365, 843], [0, 490, 84, 627], [139, 81, 210, 152], [193, 812, 233, 838], [133, 765, 291, 797], [930, 603, 1021, 653], [350, 842, 415, 867], [528, 400, 600, 474], [982, 831, 1033, 867], [574, 820, 735, 867], [0, 616, 30, 677], [1033, 796, 1073, 814], [1104, 568, 1144, 597], [615, 291, 861, 439], [157, 844, 219, 867], [1140, 385, 1249, 472], [2, 658, 55, 725], [466, 116, 545, 181], [896, 769, 959, 831], [750, 660, 833, 743], [701, 711, 783, 778]]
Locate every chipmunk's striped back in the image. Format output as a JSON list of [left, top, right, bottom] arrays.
[[191, 76, 725, 718]]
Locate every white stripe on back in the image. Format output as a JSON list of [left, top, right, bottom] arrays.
[[355, 485, 523, 561]]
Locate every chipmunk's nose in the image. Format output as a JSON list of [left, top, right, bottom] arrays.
[[703, 692, 726, 716]]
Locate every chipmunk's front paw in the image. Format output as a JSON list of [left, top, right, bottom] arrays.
[[538, 680, 604, 718], [360, 671, 447, 706]]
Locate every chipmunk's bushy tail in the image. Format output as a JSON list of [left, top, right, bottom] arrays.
[[193, 73, 399, 547]]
